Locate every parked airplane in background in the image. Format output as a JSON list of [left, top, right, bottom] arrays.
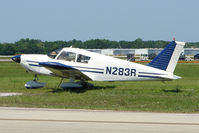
[[12, 40, 185, 89]]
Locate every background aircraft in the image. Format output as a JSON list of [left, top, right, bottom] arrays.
[[12, 40, 185, 89]]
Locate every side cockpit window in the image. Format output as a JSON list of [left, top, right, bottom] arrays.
[[57, 51, 76, 62], [77, 54, 91, 63]]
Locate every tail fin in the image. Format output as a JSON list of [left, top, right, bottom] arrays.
[[148, 41, 185, 73]]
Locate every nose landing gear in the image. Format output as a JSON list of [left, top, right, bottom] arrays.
[[25, 74, 46, 89]]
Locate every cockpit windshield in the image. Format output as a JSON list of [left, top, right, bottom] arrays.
[[47, 48, 63, 59]]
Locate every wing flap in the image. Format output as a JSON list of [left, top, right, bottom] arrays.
[[39, 62, 91, 80]]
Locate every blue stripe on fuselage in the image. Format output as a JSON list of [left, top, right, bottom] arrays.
[[138, 75, 161, 79]]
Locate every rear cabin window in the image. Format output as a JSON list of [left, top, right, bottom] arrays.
[[57, 51, 76, 62], [77, 54, 91, 63]]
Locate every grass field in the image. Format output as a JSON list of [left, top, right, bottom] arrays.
[[0, 61, 199, 113]]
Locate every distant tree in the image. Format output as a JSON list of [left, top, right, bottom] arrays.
[[0, 38, 199, 55], [119, 41, 131, 48], [0, 44, 16, 55], [133, 38, 143, 48]]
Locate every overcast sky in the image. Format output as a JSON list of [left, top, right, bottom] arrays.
[[0, 0, 198, 43]]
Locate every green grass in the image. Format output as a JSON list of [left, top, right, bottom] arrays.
[[0, 62, 199, 113]]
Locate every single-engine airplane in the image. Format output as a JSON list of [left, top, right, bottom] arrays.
[[12, 40, 185, 89]]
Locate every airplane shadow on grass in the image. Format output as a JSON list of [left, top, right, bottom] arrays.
[[50, 85, 116, 93]]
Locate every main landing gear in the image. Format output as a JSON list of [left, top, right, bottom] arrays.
[[24, 74, 93, 89], [58, 78, 93, 89], [25, 74, 46, 89]]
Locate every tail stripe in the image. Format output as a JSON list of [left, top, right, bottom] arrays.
[[147, 41, 176, 71]]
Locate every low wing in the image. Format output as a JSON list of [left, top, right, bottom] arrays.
[[39, 62, 91, 81]]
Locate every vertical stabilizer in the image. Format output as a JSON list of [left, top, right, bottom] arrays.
[[148, 41, 185, 73]]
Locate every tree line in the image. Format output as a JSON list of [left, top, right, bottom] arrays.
[[0, 38, 198, 55]]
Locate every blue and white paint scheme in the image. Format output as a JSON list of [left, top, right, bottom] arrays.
[[12, 40, 185, 88]]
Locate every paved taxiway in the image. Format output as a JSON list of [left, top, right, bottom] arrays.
[[0, 59, 11, 62], [0, 107, 199, 133]]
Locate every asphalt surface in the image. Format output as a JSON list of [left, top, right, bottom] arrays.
[[0, 107, 199, 133], [0, 59, 12, 61]]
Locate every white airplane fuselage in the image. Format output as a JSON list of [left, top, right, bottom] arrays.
[[11, 40, 185, 88], [19, 47, 179, 82]]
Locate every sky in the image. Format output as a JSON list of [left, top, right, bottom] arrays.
[[0, 0, 199, 43]]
